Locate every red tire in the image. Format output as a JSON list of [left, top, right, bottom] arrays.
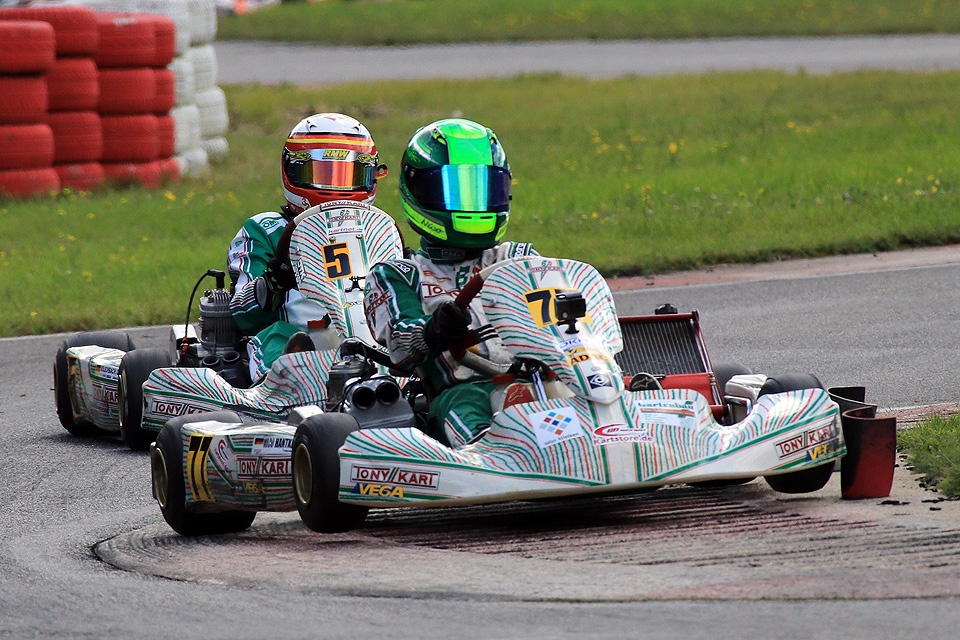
[[46, 57, 98, 113], [0, 21, 55, 74], [153, 68, 176, 115], [46, 111, 102, 164], [100, 114, 159, 163], [0, 124, 54, 171], [146, 14, 177, 68], [0, 6, 98, 57], [157, 157, 181, 184], [98, 68, 156, 115], [0, 167, 59, 198], [156, 114, 175, 158], [55, 162, 104, 192], [94, 13, 156, 68], [0, 76, 47, 125], [103, 160, 162, 189]]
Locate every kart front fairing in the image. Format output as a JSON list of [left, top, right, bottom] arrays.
[[140, 202, 402, 432], [336, 258, 844, 507]]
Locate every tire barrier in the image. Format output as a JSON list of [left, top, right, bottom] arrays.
[[0, 76, 48, 125], [0, 0, 225, 197], [94, 12, 157, 68], [101, 114, 159, 163], [0, 5, 98, 57], [46, 111, 103, 165], [0, 167, 60, 198], [153, 68, 176, 115], [98, 67, 157, 115], [0, 20, 55, 74], [0, 123, 55, 171], [103, 160, 163, 189], [56, 162, 105, 192], [46, 58, 99, 112]]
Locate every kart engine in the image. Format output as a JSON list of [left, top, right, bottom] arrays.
[[326, 356, 415, 429]]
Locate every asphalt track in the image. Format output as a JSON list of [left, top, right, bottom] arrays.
[[215, 34, 960, 84], [5, 37, 960, 639]]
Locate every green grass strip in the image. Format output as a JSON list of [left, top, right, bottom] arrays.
[[218, 0, 960, 45], [3, 71, 960, 336], [898, 413, 960, 497]]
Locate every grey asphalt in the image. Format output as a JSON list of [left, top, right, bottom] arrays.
[[216, 34, 960, 85]]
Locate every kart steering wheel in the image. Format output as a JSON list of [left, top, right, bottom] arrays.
[[447, 259, 520, 375]]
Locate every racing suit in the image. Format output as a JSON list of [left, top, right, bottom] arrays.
[[227, 209, 325, 379], [364, 239, 537, 447]]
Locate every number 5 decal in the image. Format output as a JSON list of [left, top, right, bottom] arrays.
[[322, 242, 353, 280]]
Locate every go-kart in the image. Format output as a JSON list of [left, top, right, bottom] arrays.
[[150, 254, 845, 536], [52, 201, 404, 452]]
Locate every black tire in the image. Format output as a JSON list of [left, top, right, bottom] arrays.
[[713, 362, 753, 397], [119, 348, 173, 451], [151, 411, 256, 536], [761, 373, 836, 494], [293, 413, 368, 533], [53, 330, 136, 436]]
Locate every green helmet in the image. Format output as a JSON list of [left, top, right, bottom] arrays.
[[399, 118, 511, 250]]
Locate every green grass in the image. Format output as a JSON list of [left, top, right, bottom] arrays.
[[899, 413, 960, 497], [3, 70, 960, 336], [218, 0, 960, 45]]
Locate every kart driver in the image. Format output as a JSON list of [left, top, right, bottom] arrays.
[[228, 113, 388, 380], [364, 118, 538, 448]]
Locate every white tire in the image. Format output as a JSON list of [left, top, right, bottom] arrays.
[[170, 104, 201, 154], [186, 0, 217, 45], [200, 136, 229, 164], [176, 146, 209, 177], [195, 86, 228, 138], [167, 55, 196, 107], [188, 44, 218, 92]]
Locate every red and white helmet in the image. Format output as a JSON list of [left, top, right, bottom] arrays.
[[281, 113, 387, 214]]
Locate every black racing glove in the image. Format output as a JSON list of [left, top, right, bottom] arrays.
[[254, 256, 297, 312], [262, 255, 297, 293], [423, 302, 470, 352]]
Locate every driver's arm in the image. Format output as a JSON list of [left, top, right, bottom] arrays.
[[364, 261, 434, 371], [228, 212, 288, 335]]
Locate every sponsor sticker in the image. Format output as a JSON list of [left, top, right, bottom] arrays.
[[593, 423, 655, 445], [531, 407, 585, 448], [151, 399, 208, 417], [635, 399, 697, 429], [251, 435, 293, 456], [237, 457, 291, 478], [329, 225, 365, 237], [352, 483, 404, 498], [350, 464, 441, 490], [775, 419, 842, 460]]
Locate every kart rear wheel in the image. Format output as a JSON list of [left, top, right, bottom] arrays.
[[293, 413, 368, 533], [54, 330, 136, 436], [761, 373, 836, 494], [119, 348, 173, 451], [152, 412, 256, 536]]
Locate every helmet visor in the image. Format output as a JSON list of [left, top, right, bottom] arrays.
[[284, 149, 378, 191], [406, 164, 511, 213]]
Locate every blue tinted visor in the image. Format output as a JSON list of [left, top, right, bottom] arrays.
[[406, 164, 511, 213]]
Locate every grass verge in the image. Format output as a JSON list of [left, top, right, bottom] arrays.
[[2, 70, 960, 336], [899, 414, 960, 497], [217, 0, 960, 45]]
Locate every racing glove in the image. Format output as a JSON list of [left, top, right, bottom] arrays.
[[254, 256, 297, 312], [423, 301, 470, 352]]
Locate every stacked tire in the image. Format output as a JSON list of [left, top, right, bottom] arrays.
[[0, 15, 59, 198], [94, 11, 177, 189], [74, 0, 228, 180]]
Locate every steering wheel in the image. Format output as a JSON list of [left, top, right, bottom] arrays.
[[446, 259, 522, 376]]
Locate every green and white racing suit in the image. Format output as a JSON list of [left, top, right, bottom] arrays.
[[364, 240, 538, 447], [227, 210, 327, 379]]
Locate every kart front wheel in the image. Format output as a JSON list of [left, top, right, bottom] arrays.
[[293, 413, 368, 533], [152, 412, 256, 536], [119, 348, 172, 451], [761, 373, 836, 494], [54, 330, 136, 436]]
